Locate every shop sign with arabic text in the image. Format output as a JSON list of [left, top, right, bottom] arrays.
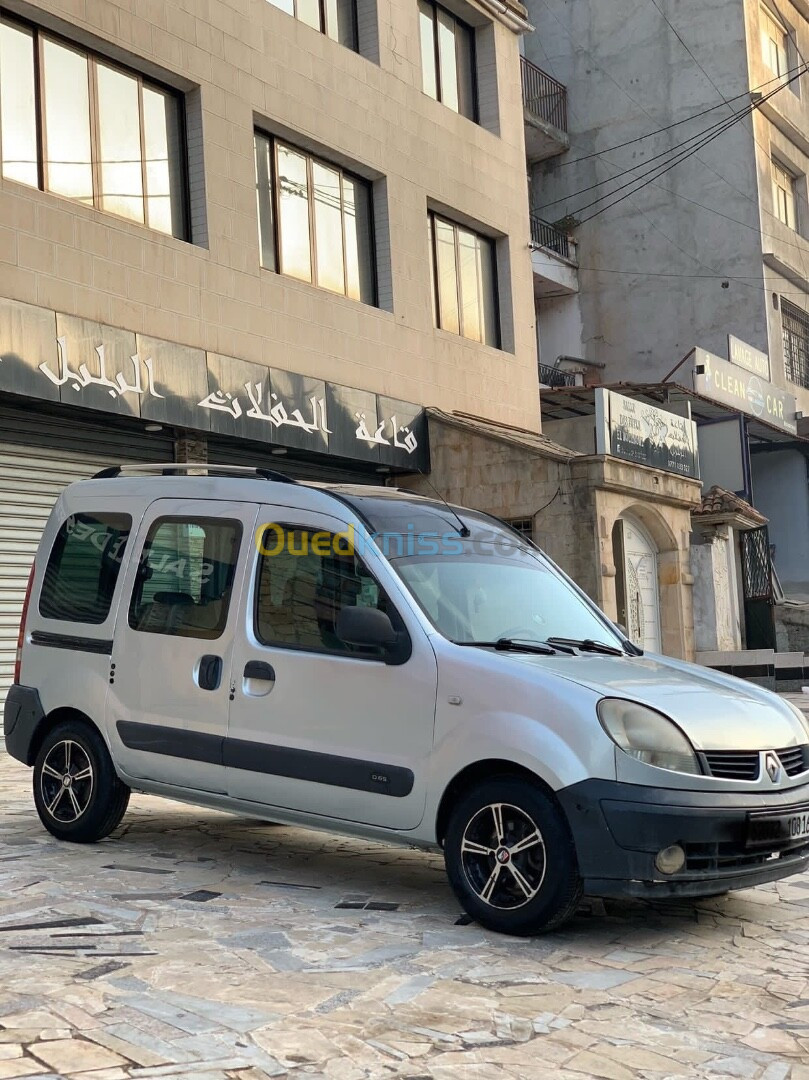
[[0, 297, 429, 470]]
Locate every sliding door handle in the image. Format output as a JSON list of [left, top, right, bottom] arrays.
[[244, 660, 275, 682], [197, 655, 223, 692]]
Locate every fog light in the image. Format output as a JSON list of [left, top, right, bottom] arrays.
[[655, 845, 685, 875]]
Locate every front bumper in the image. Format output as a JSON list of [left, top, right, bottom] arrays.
[[557, 778, 809, 898]]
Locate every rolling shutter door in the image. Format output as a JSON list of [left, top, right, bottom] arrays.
[[208, 438, 377, 484], [0, 408, 172, 702]]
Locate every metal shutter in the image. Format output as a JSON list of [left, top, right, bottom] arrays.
[[0, 407, 172, 702], [207, 438, 377, 484]]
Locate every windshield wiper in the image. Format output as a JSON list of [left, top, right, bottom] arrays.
[[455, 638, 559, 656], [545, 636, 626, 656]]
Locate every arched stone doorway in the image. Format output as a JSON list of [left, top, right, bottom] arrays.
[[612, 514, 662, 653]]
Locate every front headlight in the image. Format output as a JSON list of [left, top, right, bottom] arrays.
[[598, 698, 702, 775]]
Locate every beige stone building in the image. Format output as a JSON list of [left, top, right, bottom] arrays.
[[0, 0, 539, 696]]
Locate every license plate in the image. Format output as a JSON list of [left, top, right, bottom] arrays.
[[747, 809, 809, 848]]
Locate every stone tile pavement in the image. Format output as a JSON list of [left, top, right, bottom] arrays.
[[2, 751, 809, 1079]]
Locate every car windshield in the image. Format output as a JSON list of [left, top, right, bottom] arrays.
[[391, 543, 624, 648]]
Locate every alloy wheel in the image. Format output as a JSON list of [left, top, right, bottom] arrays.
[[39, 740, 94, 823], [460, 802, 547, 910]]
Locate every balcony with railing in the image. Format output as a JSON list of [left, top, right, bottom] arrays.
[[521, 55, 569, 162], [538, 363, 576, 388], [530, 214, 578, 297]]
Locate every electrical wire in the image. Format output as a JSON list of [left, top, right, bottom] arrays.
[[551, 64, 807, 169]]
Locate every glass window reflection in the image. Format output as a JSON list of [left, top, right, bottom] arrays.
[[97, 63, 144, 223], [255, 132, 376, 305], [0, 20, 38, 188], [42, 39, 93, 205], [429, 212, 499, 347]]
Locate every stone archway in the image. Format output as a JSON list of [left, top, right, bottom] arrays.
[[613, 514, 662, 652]]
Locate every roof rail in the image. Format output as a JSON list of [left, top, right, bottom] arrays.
[[91, 463, 297, 484]]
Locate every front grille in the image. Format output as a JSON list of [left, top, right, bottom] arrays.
[[777, 746, 809, 776], [684, 838, 809, 873], [703, 751, 760, 781], [702, 746, 809, 780]]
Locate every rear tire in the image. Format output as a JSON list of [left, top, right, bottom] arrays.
[[444, 776, 582, 936], [33, 719, 130, 843]]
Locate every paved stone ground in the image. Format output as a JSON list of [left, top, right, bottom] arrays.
[[3, 752, 809, 1080]]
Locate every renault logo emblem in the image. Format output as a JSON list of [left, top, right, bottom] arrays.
[[765, 752, 782, 785]]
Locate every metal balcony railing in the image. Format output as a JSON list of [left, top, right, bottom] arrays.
[[530, 215, 571, 260], [538, 363, 576, 387], [521, 56, 568, 133]]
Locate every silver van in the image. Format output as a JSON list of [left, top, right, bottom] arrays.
[[6, 464, 809, 935]]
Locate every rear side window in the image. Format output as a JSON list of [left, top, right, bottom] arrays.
[[40, 512, 132, 624], [128, 517, 242, 639]]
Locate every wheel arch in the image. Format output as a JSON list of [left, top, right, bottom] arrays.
[[435, 759, 562, 846], [27, 707, 102, 766]]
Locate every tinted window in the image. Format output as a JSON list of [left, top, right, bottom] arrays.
[[129, 518, 242, 640], [255, 525, 390, 655], [40, 513, 131, 624]]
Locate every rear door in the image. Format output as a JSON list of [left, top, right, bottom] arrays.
[[107, 499, 258, 793]]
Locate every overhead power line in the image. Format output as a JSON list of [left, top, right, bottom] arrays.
[[551, 63, 806, 171]]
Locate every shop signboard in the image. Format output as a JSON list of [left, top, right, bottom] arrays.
[[727, 335, 771, 380], [691, 347, 797, 435], [0, 296, 429, 471], [595, 387, 699, 479]]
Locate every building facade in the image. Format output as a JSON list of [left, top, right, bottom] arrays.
[[0, 0, 538, 697], [522, 0, 809, 654]]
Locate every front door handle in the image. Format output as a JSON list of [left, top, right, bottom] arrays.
[[244, 660, 275, 682], [198, 654, 223, 691]]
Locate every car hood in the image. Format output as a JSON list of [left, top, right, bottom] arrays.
[[506, 651, 807, 751]]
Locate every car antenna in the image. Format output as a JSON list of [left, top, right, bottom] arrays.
[[416, 469, 471, 537]]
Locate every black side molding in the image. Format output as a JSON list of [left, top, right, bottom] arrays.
[[115, 720, 414, 798], [30, 631, 113, 655], [224, 739, 415, 798], [117, 721, 223, 766]]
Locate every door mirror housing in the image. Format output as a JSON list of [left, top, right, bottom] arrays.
[[335, 606, 409, 664]]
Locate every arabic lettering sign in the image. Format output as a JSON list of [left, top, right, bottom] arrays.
[[691, 347, 797, 435], [595, 388, 700, 479], [0, 296, 430, 471], [727, 335, 771, 381]]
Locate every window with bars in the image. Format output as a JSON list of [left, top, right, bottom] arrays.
[[505, 518, 534, 541], [772, 159, 797, 230], [418, 0, 477, 120], [428, 211, 500, 347], [265, 0, 358, 50], [254, 132, 376, 305], [782, 298, 809, 389], [0, 15, 188, 238]]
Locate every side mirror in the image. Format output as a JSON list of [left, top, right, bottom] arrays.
[[335, 606, 410, 664], [616, 622, 628, 636], [336, 606, 397, 647]]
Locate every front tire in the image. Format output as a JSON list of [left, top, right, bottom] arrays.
[[444, 776, 582, 936], [33, 719, 130, 843]]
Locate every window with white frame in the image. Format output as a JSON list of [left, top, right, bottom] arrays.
[[0, 15, 188, 238], [254, 131, 376, 305], [265, 0, 358, 51], [772, 158, 797, 229], [761, 5, 789, 78], [418, 0, 476, 120], [428, 211, 499, 347]]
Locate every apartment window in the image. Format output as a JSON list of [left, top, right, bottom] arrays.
[[254, 132, 376, 304], [761, 5, 789, 77], [0, 16, 187, 237], [782, 298, 809, 389], [772, 159, 797, 229], [265, 0, 358, 50], [428, 212, 499, 346], [418, 1, 476, 120]]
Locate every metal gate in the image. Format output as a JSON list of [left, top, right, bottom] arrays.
[[740, 525, 776, 650]]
